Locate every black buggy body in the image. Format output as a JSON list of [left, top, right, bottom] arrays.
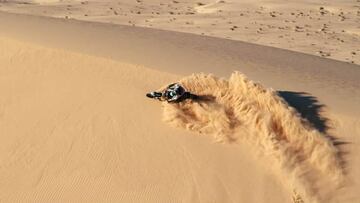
[[146, 83, 196, 102]]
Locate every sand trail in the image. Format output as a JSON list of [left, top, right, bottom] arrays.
[[162, 73, 344, 202]]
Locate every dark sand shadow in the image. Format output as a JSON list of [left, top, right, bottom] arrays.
[[277, 91, 349, 173], [278, 91, 329, 133]]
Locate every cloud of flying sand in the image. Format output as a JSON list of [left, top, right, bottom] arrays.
[[161, 72, 344, 203]]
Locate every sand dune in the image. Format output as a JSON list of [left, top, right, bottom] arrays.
[[0, 37, 295, 203], [0, 11, 359, 203]]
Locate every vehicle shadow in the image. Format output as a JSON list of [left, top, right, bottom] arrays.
[[277, 91, 329, 133], [277, 91, 349, 173]]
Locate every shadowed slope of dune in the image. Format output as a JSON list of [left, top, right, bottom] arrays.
[[162, 72, 344, 203]]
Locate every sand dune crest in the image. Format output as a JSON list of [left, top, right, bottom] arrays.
[[162, 72, 344, 202]]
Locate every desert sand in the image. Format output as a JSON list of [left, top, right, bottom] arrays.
[[0, 0, 359, 65], [0, 1, 359, 203]]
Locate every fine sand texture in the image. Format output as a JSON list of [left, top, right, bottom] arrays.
[[0, 11, 360, 203], [0, 0, 359, 65], [0, 35, 292, 203]]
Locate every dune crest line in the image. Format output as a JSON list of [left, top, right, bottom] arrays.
[[162, 72, 343, 203]]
